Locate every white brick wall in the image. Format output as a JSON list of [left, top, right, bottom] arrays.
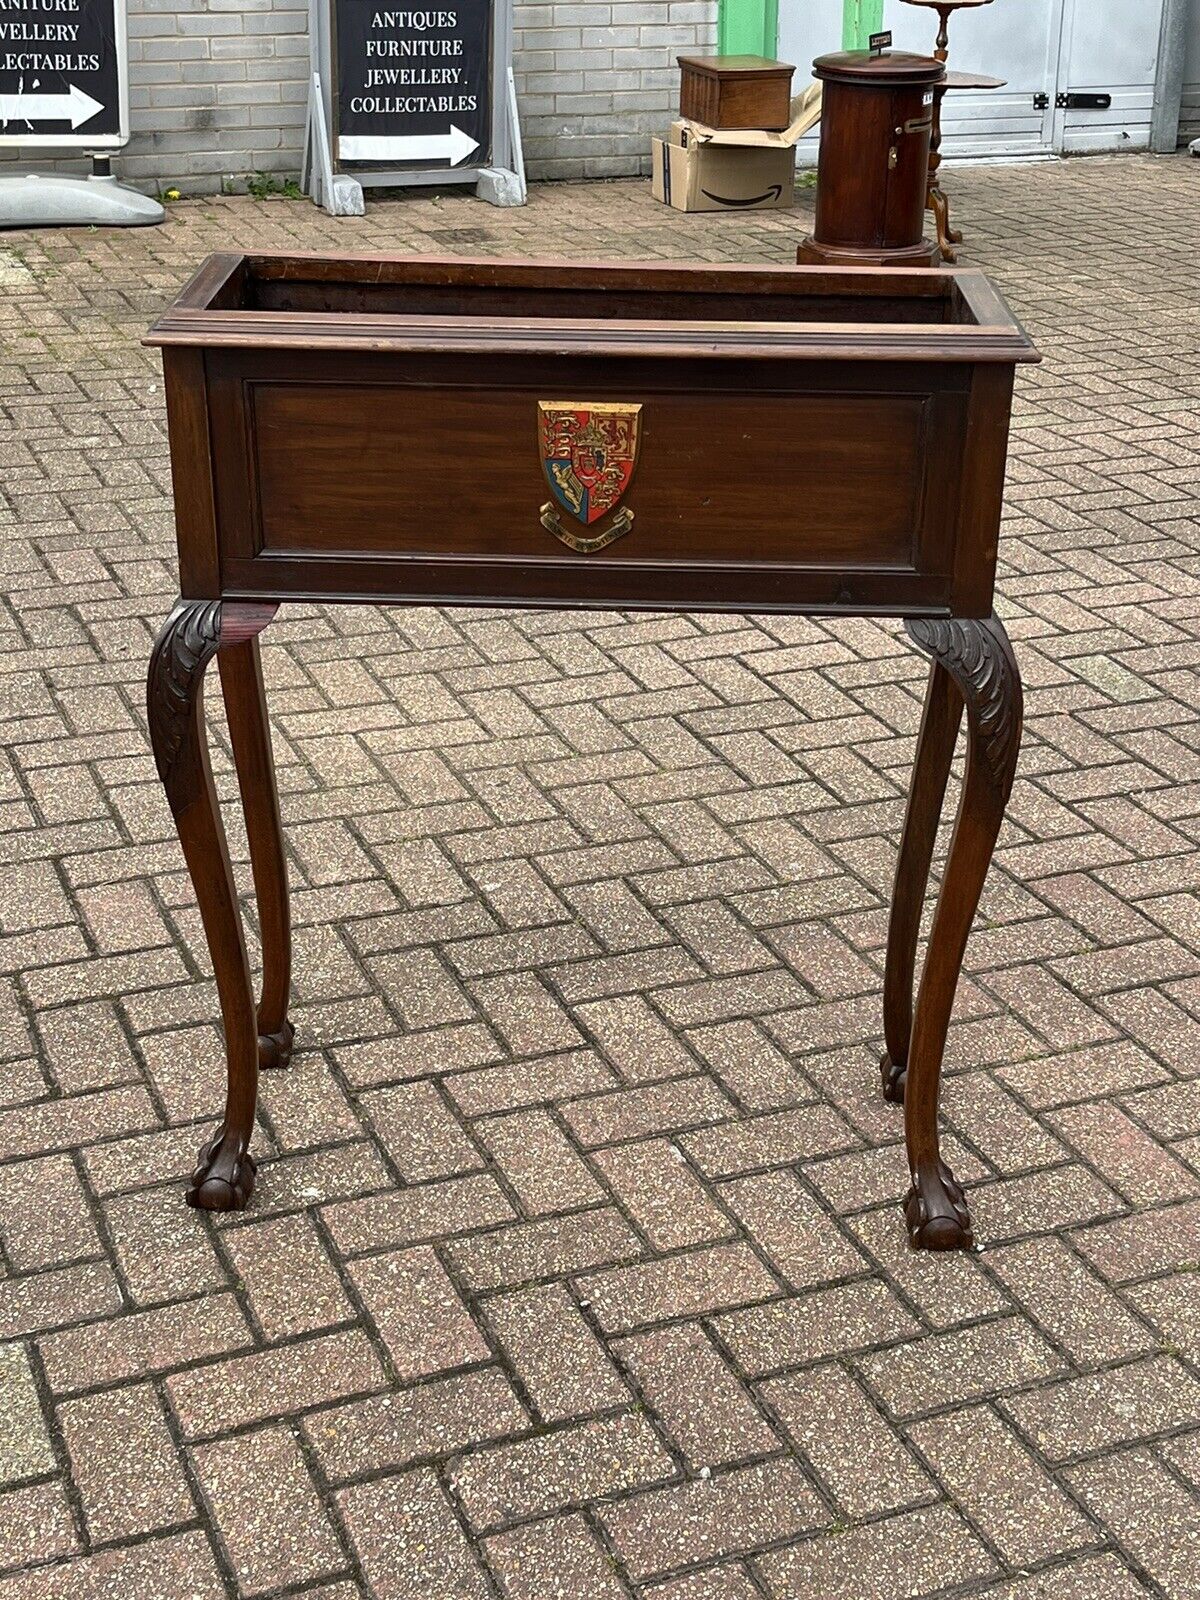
[[0, 0, 716, 193], [513, 0, 717, 179]]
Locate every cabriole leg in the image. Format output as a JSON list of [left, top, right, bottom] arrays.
[[148, 599, 258, 1211], [217, 606, 292, 1072], [898, 615, 1022, 1251], [880, 661, 964, 1105]]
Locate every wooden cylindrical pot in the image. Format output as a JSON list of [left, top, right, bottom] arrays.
[[798, 50, 944, 268]]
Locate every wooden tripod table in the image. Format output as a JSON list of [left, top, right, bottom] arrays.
[[145, 252, 1038, 1251], [901, 0, 1002, 260]]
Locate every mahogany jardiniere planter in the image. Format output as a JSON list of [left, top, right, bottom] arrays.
[[145, 252, 1037, 1249]]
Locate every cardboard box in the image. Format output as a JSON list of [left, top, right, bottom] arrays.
[[650, 84, 822, 213], [652, 127, 795, 212]]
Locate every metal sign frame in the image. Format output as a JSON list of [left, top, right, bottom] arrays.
[[0, 0, 130, 151], [306, 0, 522, 200]]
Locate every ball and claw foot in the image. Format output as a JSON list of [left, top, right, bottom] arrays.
[[905, 1160, 973, 1251], [880, 1053, 906, 1105], [186, 1125, 256, 1211], [258, 1018, 294, 1071]]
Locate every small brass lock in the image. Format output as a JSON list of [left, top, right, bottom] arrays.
[[887, 145, 898, 169]]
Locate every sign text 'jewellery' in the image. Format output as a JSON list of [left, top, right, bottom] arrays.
[[335, 3, 491, 167]]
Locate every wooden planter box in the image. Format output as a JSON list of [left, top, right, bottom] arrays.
[[148, 253, 1035, 618], [144, 252, 1040, 1255]]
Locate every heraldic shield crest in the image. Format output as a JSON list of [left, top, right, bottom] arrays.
[[538, 401, 642, 553]]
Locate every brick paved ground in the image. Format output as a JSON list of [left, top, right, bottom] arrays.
[[1, 153, 1199, 1598]]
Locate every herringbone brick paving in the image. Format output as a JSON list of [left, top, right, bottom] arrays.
[[0, 153, 1198, 1597]]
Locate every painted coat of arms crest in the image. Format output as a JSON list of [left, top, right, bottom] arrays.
[[538, 401, 642, 552]]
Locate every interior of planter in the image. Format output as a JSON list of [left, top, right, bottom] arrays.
[[233, 256, 972, 326]]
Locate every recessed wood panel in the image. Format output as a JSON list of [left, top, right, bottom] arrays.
[[249, 382, 927, 568]]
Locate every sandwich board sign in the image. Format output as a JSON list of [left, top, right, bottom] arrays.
[[336, 1, 491, 166], [304, 0, 525, 212], [0, 0, 160, 225], [0, 0, 128, 149]]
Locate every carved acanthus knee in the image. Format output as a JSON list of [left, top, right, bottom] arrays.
[[904, 616, 1021, 807], [148, 599, 223, 814]]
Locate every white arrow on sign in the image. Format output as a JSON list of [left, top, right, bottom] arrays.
[[339, 124, 480, 166], [0, 83, 105, 130]]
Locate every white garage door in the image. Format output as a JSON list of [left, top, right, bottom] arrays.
[[1185, 0, 1200, 140], [776, 0, 1169, 157]]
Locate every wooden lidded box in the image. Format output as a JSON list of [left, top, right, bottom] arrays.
[[677, 54, 795, 131]]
